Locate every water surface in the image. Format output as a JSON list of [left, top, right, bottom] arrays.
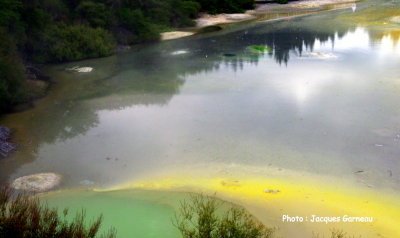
[[1, 0, 400, 237]]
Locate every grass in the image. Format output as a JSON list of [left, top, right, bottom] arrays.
[[0, 187, 363, 238], [313, 229, 362, 238], [0, 186, 116, 238]]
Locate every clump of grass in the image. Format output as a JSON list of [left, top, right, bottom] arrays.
[[247, 45, 272, 54], [0, 186, 115, 238], [313, 229, 362, 238], [173, 194, 274, 238]]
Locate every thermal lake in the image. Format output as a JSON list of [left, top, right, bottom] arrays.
[[1, 0, 399, 237]]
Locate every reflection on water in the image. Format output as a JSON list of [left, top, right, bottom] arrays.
[[1, 0, 399, 188], [0, 0, 400, 236]]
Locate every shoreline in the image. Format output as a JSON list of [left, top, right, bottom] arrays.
[[98, 163, 400, 238], [0, 0, 362, 114], [161, 0, 361, 40]]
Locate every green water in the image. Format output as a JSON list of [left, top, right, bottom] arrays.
[[42, 190, 184, 238], [1, 0, 400, 237]]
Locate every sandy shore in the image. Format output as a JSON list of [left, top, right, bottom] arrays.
[[161, 0, 360, 40], [196, 13, 257, 27], [198, 0, 359, 26], [160, 31, 195, 41]]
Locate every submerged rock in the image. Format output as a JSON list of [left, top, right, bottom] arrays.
[[171, 50, 189, 55], [0, 126, 11, 141], [66, 66, 93, 73], [26, 64, 50, 81], [115, 45, 131, 52], [0, 126, 15, 157], [80, 179, 95, 185], [198, 25, 223, 33], [0, 142, 16, 157], [12, 173, 62, 192]]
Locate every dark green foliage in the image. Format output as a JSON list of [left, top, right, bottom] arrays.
[[174, 194, 274, 238], [0, 29, 27, 111], [194, 0, 254, 14], [276, 0, 289, 4], [0, 0, 256, 60], [40, 24, 115, 62], [0, 0, 22, 28], [115, 8, 160, 44], [0, 186, 116, 238], [75, 1, 114, 28], [0, 0, 255, 112]]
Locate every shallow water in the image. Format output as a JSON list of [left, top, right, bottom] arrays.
[[42, 190, 189, 238], [1, 0, 400, 237]]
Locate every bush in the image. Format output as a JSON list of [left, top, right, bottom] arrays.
[[276, 0, 289, 4], [313, 229, 361, 238], [167, 0, 200, 27], [39, 24, 115, 62], [115, 8, 160, 44], [0, 28, 27, 111], [75, 1, 114, 28], [194, 0, 255, 14], [174, 194, 274, 238], [0, 186, 116, 238]]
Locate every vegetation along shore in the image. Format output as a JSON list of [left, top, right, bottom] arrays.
[[0, 0, 360, 114]]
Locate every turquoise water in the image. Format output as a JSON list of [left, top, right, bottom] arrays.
[[43, 190, 184, 238]]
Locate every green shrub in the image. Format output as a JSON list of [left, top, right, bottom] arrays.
[[174, 194, 274, 238], [167, 0, 200, 27], [39, 24, 115, 62], [75, 1, 114, 28], [194, 0, 255, 14], [0, 186, 116, 238], [276, 0, 289, 4], [115, 8, 160, 44]]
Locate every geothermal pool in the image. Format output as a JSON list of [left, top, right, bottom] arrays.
[[1, 0, 400, 237]]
